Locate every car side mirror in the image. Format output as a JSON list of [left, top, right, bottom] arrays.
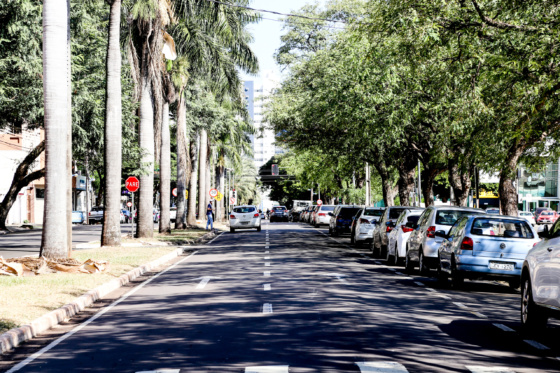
[[434, 230, 447, 238], [386, 221, 394, 227]]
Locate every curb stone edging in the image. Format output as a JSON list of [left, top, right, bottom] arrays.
[[0, 232, 212, 355]]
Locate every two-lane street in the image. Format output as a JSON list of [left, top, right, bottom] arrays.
[[3, 222, 560, 372]]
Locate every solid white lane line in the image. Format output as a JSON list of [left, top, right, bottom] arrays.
[[493, 323, 515, 332], [207, 232, 225, 244], [453, 302, 469, 310], [356, 361, 409, 372], [263, 284, 271, 291], [264, 271, 271, 277], [137, 370, 180, 373], [466, 366, 516, 373], [523, 340, 550, 350], [262, 303, 273, 314], [5, 251, 199, 373], [265, 262, 271, 267], [414, 281, 425, 286], [245, 366, 288, 373], [472, 312, 488, 319], [426, 288, 437, 292]]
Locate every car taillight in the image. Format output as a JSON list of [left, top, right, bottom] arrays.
[[285, 210, 288, 213], [461, 237, 474, 251], [319, 213, 326, 216], [254, 213, 259, 217], [402, 226, 413, 233], [360, 218, 369, 224], [230, 215, 236, 219], [386, 226, 393, 232], [427, 226, 436, 238], [88, 212, 91, 216]]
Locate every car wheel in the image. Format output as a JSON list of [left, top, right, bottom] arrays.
[[521, 276, 548, 331], [404, 248, 414, 274], [230, 228, 235, 233], [419, 249, 429, 276], [257, 225, 261, 232], [451, 258, 464, 288]]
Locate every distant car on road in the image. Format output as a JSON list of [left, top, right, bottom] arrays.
[[438, 215, 539, 288], [72, 211, 85, 224], [536, 211, 558, 225], [229, 205, 262, 232], [313, 205, 335, 227], [328, 205, 363, 237], [351, 207, 385, 246], [518, 211, 536, 226], [372, 206, 423, 258], [386, 209, 424, 265], [485, 207, 500, 215], [270, 206, 289, 222], [88, 206, 104, 224], [521, 219, 560, 331]]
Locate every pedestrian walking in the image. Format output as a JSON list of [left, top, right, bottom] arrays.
[[206, 202, 214, 230]]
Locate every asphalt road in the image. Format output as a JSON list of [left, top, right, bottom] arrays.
[[2, 222, 560, 372], [0, 223, 151, 259]]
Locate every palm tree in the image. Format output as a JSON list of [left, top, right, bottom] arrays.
[[159, 73, 176, 233], [101, 0, 123, 246], [40, 0, 70, 258]]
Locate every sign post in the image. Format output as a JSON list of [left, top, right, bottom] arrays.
[[126, 177, 140, 237]]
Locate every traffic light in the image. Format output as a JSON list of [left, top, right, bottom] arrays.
[[271, 164, 279, 176]]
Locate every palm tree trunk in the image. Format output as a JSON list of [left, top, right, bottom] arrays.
[[66, 0, 73, 255], [205, 143, 211, 212], [197, 129, 208, 219], [40, 0, 69, 259], [175, 93, 188, 229], [159, 101, 171, 233], [137, 75, 154, 238], [216, 165, 225, 222], [187, 133, 199, 225], [101, 0, 123, 246]]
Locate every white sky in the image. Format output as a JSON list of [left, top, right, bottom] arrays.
[[241, 0, 327, 81]]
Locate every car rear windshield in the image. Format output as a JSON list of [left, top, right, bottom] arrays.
[[364, 209, 384, 217], [339, 207, 362, 218], [389, 208, 406, 219], [541, 212, 554, 216], [471, 218, 534, 239], [234, 207, 255, 213], [320, 206, 335, 211], [407, 215, 420, 224], [436, 210, 482, 226]]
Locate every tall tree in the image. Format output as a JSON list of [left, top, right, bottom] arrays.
[[40, 0, 69, 258], [101, 0, 123, 246]]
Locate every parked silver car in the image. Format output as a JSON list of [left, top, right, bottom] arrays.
[[386, 209, 424, 265], [313, 205, 336, 227], [406, 206, 484, 274], [521, 220, 560, 331], [438, 215, 539, 288], [351, 207, 385, 246]]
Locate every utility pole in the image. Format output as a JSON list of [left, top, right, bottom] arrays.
[[475, 166, 480, 208], [310, 187, 314, 202]]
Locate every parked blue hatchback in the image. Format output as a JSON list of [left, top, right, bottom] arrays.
[[437, 214, 539, 288]]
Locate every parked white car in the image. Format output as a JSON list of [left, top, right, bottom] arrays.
[[521, 221, 560, 331], [518, 211, 536, 226], [351, 207, 385, 246], [386, 209, 424, 265], [313, 205, 336, 227], [229, 205, 262, 233]]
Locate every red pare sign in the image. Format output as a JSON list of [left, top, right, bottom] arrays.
[[126, 176, 140, 193]]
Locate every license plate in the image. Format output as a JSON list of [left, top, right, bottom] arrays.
[[489, 261, 515, 271], [241, 222, 249, 225]]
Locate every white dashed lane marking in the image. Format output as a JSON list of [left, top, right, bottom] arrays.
[[263, 284, 271, 291], [137, 370, 180, 373], [245, 366, 288, 373], [262, 303, 273, 314], [414, 281, 425, 287], [453, 302, 469, 310], [493, 323, 515, 332], [356, 361, 408, 372], [523, 339, 550, 350], [265, 262, 271, 267], [264, 271, 271, 277], [472, 312, 488, 319]]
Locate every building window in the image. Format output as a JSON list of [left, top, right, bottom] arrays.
[[519, 163, 558, 198], [36, 188, 45, 199]]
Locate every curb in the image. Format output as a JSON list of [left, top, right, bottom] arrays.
[[0, 230, 216, 354]]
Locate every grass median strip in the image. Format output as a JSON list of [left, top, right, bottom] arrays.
[[0, 229, 207, 334]]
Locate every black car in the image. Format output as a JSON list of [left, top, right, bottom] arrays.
[[270, 206, 289, 222], [328, 206, 363, 236]]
